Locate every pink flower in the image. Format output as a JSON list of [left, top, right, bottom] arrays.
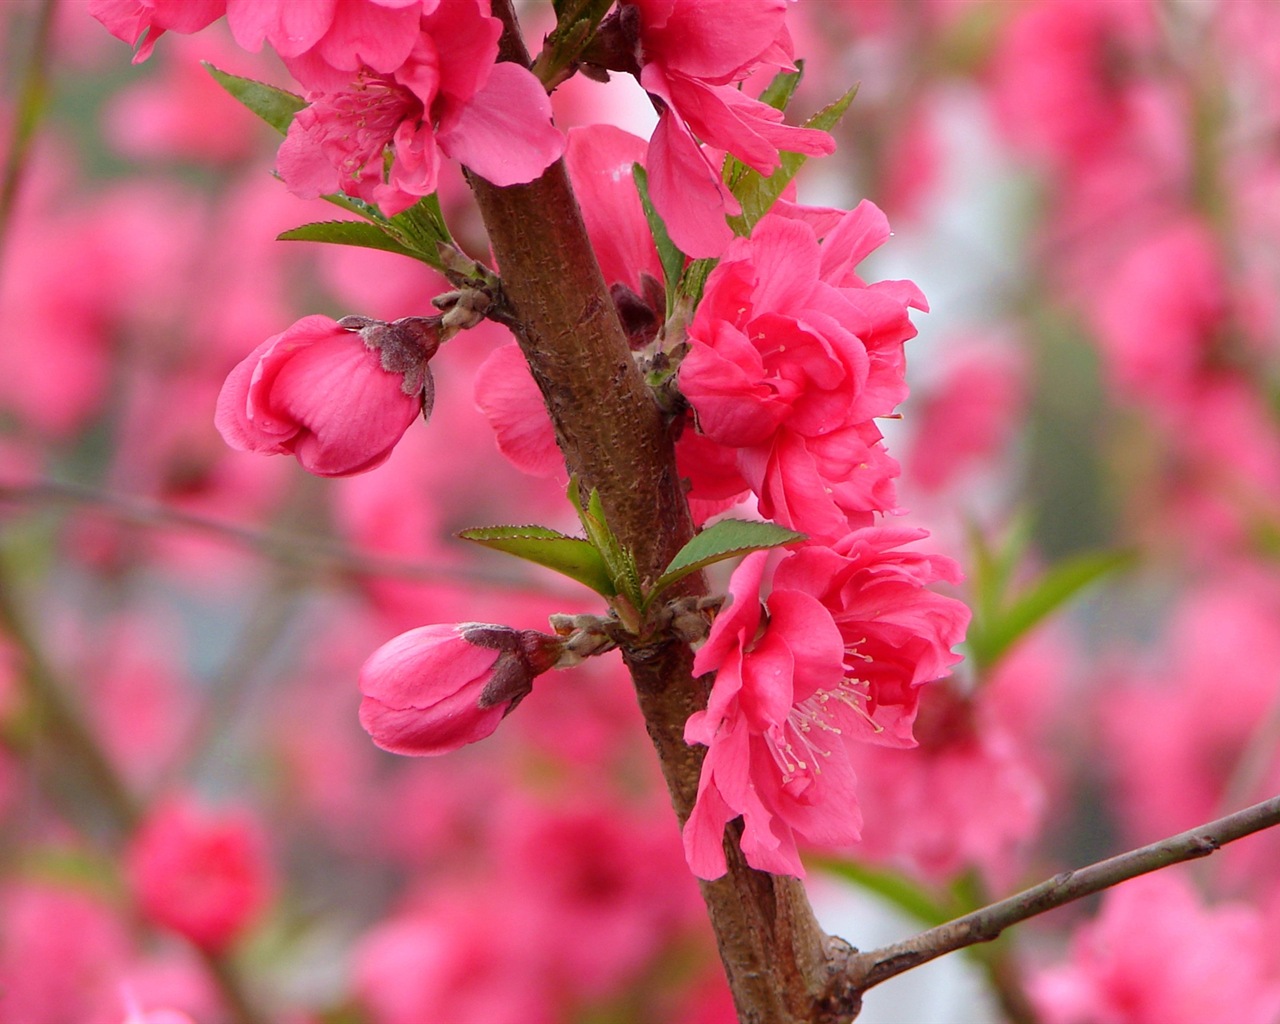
[[215, 314, 432, 477], [126, 798, 273, 953], [1030, 873, 1280, 1024], [277, 2, 564, 215], [358, 623, 562, 756], [683, 551, 857, 879], [89, 0, 225, 63], [677, 204, 926, 539], [612, 0, 836, 256], [684, 531, 968, 880], [773, 527, 969, 745]]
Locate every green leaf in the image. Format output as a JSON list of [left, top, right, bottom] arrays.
[[277, 220, 425, 260], [458, 525, 615, 597], [968, 547, 1137, 671], [204, 63, 304, 135], [811, 856, 952, 928], [651, 520, 805, 598], [568, 482, 642, 606], [725, 83, 859, 237], [632, 165, 686, 319]]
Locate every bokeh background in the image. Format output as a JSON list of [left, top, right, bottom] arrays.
[[3, 2, 1280, 1022]]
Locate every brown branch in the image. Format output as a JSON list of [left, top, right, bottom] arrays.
[[845, 793, 1280, 994], [465, 4, 855, 1021]]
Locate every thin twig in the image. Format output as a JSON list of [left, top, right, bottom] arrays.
[[845, 793, 1280, 993], [0, 478, 562, 593]]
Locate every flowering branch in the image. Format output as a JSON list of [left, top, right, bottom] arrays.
[[844, 793, 1280, 994], [463, 5, 861, 1022]]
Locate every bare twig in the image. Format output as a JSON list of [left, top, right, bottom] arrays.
[[0, 478, 560, 593], [845, 793, 1280, 994]]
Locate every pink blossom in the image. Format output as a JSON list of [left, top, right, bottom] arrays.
[[678, 205, 926, 539], [684, 532, 968, 879], [126, 798, 272, 953], [358, 623, 561, 756], [683, 551, 857, 879], [89, 0, 225, 63], [1030, 873, 1280, 1024], [121, 987, 196, 1024], [772, 527, 969, 746], [354, 894, 556, 1024], [227, 0, 424, 86], [614, 0, 836, 256], [215, 314, 431, 477], [277, 3, 564, 215]]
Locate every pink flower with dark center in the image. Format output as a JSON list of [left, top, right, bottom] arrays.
[[684, 531, 968, 879], [1030, 873, 1280, 1024], [359, 624, 563, 756], [215, 314, 434, 477]]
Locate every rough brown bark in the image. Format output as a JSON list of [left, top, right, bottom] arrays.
[[464, 4, 857, 1021]]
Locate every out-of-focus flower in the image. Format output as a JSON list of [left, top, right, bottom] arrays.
[[358, 623, 562, 756], [126, 798, 273, 953], [1031, 873, 1280, 1024], [215, 314, 433, 477]]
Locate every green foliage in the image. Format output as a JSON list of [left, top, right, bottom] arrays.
[[276, 220, 426, 260], [648, 520, 804, 604], [966, 519, 1136, 672], [204, 63, 304, 135], [724, 82, 858, 238], [458, 525, 616, 597], [569, 483, 643, 609], [632, 165, 687, 320]]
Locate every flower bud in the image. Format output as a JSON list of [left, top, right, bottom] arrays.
[[215, 314, 436, 477], [358, 624, 562, 756]]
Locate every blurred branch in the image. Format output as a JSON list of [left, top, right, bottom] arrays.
[[0, 0, 57, 272], [0, 478, 562, 593], [0, 556, 141, 831], [0, 556, 269, 1024], [844, 793, 1280, 994]]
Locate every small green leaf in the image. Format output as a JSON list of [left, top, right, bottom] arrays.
[[651, 520, 805, 598], [204, 63, 304, 135], [278, 220, 425, 260], [632, 165, 686, 319], [811, 856, 952, 928], [725, 83, 859, 237], [459, 525, 615, 597], [567, 482, 642, 606], [968, 547, 1136, 671]]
